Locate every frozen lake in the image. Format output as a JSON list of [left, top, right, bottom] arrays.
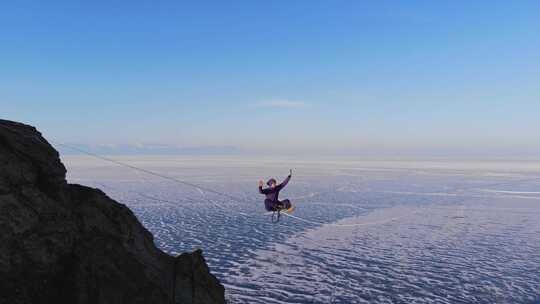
[[61, 156, 540, 303]]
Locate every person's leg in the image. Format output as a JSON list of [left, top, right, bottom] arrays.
[[265, 199, 278, 211], [280, 199, 291, 209]]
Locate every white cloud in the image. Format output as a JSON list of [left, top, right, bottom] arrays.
[[251, 99, 310, 109]]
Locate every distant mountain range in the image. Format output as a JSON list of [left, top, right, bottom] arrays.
[[56, 143, 243, 155]]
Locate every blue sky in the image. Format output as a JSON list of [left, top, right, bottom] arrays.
[[2, 1, 539, 156]]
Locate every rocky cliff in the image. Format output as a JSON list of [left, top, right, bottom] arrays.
[[0, 119, 225, 304]]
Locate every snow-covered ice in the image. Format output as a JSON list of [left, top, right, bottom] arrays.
[[62, 156, 540, 303]]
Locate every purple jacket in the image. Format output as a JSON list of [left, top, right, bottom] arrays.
[[259, 175, 291, 202]]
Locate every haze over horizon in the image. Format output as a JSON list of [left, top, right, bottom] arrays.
[[2, 1, 539, 157]]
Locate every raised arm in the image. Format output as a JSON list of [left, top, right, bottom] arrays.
[[278, 170, 292, 189], [259, 180, 270, 194]]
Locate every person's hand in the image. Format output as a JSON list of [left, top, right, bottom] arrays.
[[258, 180, 264, 187]]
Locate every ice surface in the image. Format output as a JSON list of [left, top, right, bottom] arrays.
[[62, 156, 540, 303]]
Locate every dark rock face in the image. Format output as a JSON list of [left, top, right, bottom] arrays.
[[0, 120, 225, 304]]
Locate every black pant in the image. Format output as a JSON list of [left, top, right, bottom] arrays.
[[265, 199, 291, 211]]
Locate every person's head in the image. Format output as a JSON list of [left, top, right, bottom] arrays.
[[267, 178, 277, 188]]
